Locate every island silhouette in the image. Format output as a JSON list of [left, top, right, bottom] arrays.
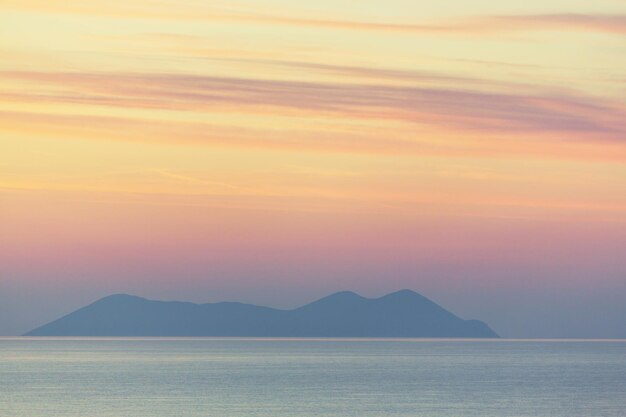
[[25, 289, 498, 337]]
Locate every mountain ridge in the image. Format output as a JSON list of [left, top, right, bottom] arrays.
[[25, 289, 499, 338]]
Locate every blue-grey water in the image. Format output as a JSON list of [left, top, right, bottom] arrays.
[[1, 338, 625, 417]]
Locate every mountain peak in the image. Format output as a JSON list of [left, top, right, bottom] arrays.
[[298, 290, 366, 309], [326, 290, 363, 299], [96, 294, 147, 304], [381, 289, 420, 298], [316, 290, 366, 302], [373, 289, 428, 303]]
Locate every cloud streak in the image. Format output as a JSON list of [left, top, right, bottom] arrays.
[[227, 13, 626, 36], [4, 1, 625, 36], [486, 13, 626, 35], [2, 70, 624, 140]]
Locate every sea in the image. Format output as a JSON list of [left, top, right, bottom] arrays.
[[1, 338, 625, 417]]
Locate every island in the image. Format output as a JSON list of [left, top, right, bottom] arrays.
[[25, 289, 498, 338]]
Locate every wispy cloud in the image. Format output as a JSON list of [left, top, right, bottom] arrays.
[[0, 109, 405, 154], [4, 1, 625, 36], [484, 14, 626, 35], [210, 59, 483, 85], [2, 70, 624, 139], [224, 13, 626, 36]]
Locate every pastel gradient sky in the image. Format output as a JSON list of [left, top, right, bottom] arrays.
[[1, 0, 625, 337]]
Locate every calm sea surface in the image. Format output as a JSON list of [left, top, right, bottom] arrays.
[[1, 338, 625, 417]]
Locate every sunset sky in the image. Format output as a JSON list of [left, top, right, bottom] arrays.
[[1, 0, 625, 337]]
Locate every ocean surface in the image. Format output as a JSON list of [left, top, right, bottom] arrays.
[[1, 338, 625, 417]]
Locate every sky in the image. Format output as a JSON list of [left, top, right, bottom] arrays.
[[1, 0, 625, 337]]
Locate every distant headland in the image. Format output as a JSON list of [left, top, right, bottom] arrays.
[[25, 289, 498, 338]]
